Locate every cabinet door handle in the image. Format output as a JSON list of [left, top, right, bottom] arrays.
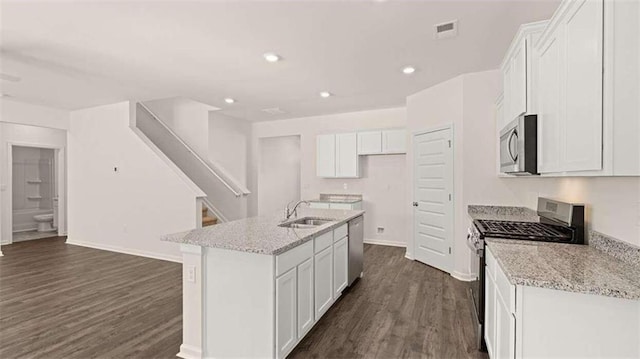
[[412, 202, 419, 207]]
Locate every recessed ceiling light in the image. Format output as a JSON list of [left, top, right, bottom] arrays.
[[224, 98, 235, 104], [402, 66, 416, 75], [319, 91, 332, 98], [263, 53, 281, 63]]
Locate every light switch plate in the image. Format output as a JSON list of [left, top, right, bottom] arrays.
[[187, 265, 196, 283]]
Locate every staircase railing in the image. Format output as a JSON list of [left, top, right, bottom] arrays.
[[135, 102, 249, 221]]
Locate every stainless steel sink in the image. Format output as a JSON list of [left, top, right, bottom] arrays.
[[279, 217, 334, 229]]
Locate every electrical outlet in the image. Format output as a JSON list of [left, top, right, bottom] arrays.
[[343, 183, 348, 190], [377, 227, 385, 234], [187, 265, 196, 283]]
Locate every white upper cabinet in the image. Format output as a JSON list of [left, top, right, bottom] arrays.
[[316, 134, 336, 177], [536, 0, 604, 173], [318, 128, 407, 178], [501, 21, 548, 124], [335, 133, 359, 178], [382, 129, 407, 154], [357, 131, 382, 155], [603, 0, 640, 176], [357, 129, 407, 155], [537, 25, 563, 173]]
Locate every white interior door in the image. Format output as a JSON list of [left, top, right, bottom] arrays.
[[413, 128, 454, 273]]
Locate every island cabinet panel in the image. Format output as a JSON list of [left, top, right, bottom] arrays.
[[333, 236, 348, 298], [314, 245, 334, 319], [276, 268, 297, 358], [196, 221, 358, 359], [297, 258, 314, 339]]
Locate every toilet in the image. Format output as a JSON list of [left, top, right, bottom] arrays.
[[33, 214, 55, 232]]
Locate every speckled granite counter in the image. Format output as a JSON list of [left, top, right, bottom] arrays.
[[467, 204, 539, 222], [162, 208, 364, 255], [308, 193, 362, 204], [486, 238, 640, 300]]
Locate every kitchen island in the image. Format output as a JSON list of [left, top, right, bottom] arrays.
[[162, 208, 364, 359]]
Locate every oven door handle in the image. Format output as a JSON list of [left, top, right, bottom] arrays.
[[466, 234, 483, 256]]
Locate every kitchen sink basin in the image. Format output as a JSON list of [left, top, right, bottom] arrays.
[[279, 217, 334, 229]]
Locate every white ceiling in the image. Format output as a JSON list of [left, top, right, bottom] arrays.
[[0, 0, 560, 122]]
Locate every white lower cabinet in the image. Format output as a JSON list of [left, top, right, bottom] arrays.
[[314, 245, 333, 319], [275, 268, 297, 359], [484, 268, 496, 358], [333, 236, 348, 298], [485, 245, 640, 359], [297, 258, 314, 339]]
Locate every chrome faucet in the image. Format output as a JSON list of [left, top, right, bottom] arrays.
[[284, 200, 310, 220]]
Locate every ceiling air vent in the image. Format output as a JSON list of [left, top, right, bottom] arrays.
[[434, 20, 458, 39], [262, 107, 286, 115]]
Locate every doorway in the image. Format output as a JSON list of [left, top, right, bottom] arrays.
[[413, 126, 454, 273], [258, 135, 301, 216], [6, 144, 66, 244]]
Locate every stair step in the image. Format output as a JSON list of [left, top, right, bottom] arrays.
[[202, 216, 218, 227]]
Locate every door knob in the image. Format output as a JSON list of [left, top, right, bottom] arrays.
[[412, 202, 419, 207]]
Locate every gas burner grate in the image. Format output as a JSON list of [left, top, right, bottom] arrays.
[[475, 220, 573, 241]]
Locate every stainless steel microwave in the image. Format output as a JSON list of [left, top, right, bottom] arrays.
[[499, 114, 538, 175]]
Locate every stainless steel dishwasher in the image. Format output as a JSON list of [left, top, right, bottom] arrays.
[[348, 215, 364, 286]]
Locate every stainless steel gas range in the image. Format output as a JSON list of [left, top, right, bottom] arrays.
[[467, 198, 585, 351]]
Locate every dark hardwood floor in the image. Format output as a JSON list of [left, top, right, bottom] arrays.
[[0, 239, 485, 359], [0, 237, 182, 359], [289, 245, 487, 359]]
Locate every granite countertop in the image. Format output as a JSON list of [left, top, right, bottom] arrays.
[[486, 238, 640, 300], [467, 204, 539, 222], [162, 208, 364, 255], [308, 193, 363, 204]]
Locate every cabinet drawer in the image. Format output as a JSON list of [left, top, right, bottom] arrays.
[[314, 231, 334, 254], [276, 240, 313, 277], [333, 223, 348, 242]]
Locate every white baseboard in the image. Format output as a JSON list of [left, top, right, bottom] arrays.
[[177, 344, 202, 359], [364, 238, 406, 248], [66, 238, 182, 263], [404, 253, 414, 260], [451, 270, 476, 282]]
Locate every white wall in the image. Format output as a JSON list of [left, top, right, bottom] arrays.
[[257, 135, 301, 216], [0, 97, 69, 130], [209, 111, 251, 187], [407, 69, 640, 279], [250, 107, 408, 246], [67, 101, 201, 262], [144, 97, 214, 161]]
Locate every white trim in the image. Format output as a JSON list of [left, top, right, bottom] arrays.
[[404, 252, 414, 261], [66, 238, 182, 263], [363, 238, 406, 247], [177, 344, 202, 359], [451, 270, 476, 282]]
